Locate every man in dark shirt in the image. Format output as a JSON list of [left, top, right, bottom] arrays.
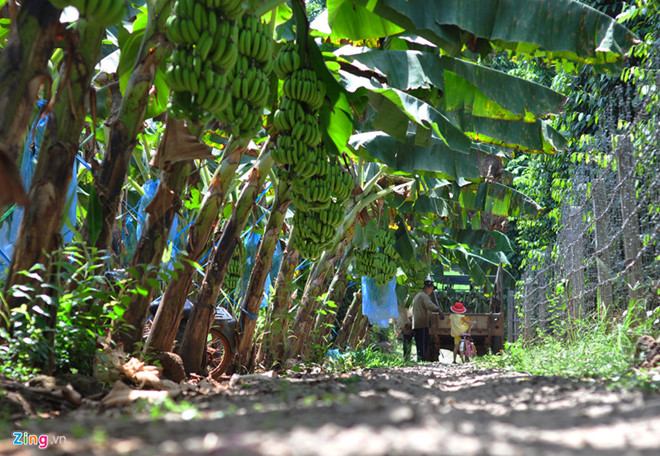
[[411, 279, 441, 361]]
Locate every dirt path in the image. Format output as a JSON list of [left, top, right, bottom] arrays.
[[2, 363, 660, 455]]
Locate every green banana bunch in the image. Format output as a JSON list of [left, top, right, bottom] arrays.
[[273, 97, 307, 132], [292, 235, 323, 261], [166, 0, 248, 121], [201, 0, 244, 19], [272, 134, 310, 166], [404, 259, 430, 294], [354, 229, 400, 286], [229, 64, 270, 108], [289, 113, 322, 147], [237, 16, 274, 65], [166, 4, 239, 71], [282, 69, 326, 111], [318, 203, 345, 228], [274, 42, 302, 79], [165, 48, 232, 115], [224, 242, 246, 291], [216, 15, 274, 137], [292, 149, 328, 179], [291, 176, 331, 206], [293, 210, 335, 259], [327, 163, 354, 203], [58, 0, 127, 27]]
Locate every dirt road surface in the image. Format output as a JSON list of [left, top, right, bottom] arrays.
[[2, 363, 660, 455]]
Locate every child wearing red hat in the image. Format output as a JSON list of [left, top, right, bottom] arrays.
[[449, 302, 475, 363]]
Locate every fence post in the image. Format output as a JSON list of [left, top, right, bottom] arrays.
[[507, 292, 515, 342], [566, 205, 586, 321], [615, 136, 644, 305], [523, 275, 532, 341], [591, 177, 614, 317]]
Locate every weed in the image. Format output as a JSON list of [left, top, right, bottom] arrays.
[[325, 344, 414, 373], [481, 299, 660, 392]]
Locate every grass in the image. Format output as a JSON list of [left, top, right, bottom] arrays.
[[480, 307, 660, 392]]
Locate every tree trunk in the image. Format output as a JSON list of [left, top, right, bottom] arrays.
[[334, 292, 361, 349], [176, 149, 273, 374], [3, 20, 105, 322], [114, 159, 192, 353], [0, 0, 61, 165], [145, 138, 248, 354], [255, 231, 300, 367], [347, 295, 367, 349], [284, 232, 353, 360], [94, 0, 174, 249], [312, 250, 351, 347], [233, 179, 291, 373]]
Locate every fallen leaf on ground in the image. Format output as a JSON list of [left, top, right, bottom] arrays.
[[100, 381, 176, 407]]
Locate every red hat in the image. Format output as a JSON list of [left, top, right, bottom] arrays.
[[451, 302, 466, 313]]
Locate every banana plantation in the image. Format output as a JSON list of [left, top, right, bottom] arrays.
[[0, 0, 655, 389]]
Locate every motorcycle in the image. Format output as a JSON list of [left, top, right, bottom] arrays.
[[145, 298, 237, 379]]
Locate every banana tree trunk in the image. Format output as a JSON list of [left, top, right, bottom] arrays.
[[177, 149, 273, 373], [146, 138, 249, 354], [0, 0, 61, 165], [334, 291, 361, 349], [94, 0, 173, 249], [347, 295, 368, 350], [3, 20, 105, 320], [311, 251, 351, 347], [254, 230, 299, 367], [234, 179, 291, 373], [114, 159, 192, 353], [284, 232, 353, 360]]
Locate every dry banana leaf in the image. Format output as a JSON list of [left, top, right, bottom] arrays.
[[150, 118, 214, 170]]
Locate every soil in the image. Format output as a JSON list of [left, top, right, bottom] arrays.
[[1, 360, 660, 456]]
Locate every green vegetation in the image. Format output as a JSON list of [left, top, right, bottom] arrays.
[[0, 0, 655, 391], [326, 345, 412, 373], [481, 299, 660, 392]]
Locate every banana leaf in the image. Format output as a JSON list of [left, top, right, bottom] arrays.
[[340, 49, 567, 118], [340, 70, 472, 153], [349, 131, 480, 181], [352, 0, 637, 67]]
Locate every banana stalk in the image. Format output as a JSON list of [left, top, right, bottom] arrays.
[[0, 0, 61, 166], [254, 229, 300, 367], [283, 233, 353, 360], [333, 290, 361, 349], [283, 175, 414, 359], [347, 305, 370, 350], [114, 156, 192, 353], [3, 19, 106, 347], [95, 0, 174, 250], [233, 178, 292, 373], [176, 146, 274, 374], [311, 248, 352, 348], [145, 136, 249, 354]]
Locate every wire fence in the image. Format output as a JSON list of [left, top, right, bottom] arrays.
[[510, 88, 660, 342]]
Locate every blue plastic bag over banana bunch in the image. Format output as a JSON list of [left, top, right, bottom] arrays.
[[361, 276, 399, 328]]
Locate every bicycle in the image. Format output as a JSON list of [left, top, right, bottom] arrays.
[[459, 332, 476, 362]]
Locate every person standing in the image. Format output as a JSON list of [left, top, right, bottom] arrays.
[[449, 301, 476, 363], [395, 298, 413, 361], [412, 279, 442, 361]]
